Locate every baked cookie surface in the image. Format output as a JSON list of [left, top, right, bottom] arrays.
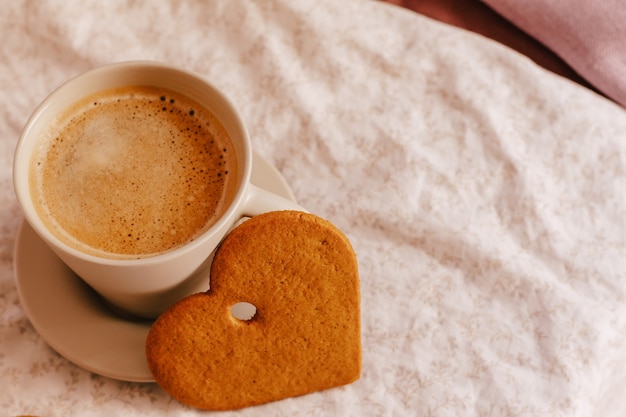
[[145, 210, 361, 410]]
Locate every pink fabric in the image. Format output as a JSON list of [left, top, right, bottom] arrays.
[[482, 0, 626, 107]]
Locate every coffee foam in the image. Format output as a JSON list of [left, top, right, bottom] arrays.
[[31, 86, 238, 259]]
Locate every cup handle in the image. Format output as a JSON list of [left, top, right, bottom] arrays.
[[241, 183, 308, 216]]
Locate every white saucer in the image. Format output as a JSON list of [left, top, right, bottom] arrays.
[[14, 151, 297, 383]]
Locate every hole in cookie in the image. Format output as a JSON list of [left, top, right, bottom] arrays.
[[231, 302, 257, 321]]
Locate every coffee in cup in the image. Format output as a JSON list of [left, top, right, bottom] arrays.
[[30, 85, 238, 259]]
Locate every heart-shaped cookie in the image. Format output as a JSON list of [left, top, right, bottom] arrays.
[[145, 211, 361, 410]]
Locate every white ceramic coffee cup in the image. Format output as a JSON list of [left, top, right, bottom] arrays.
[[13, 61, 306, 319]]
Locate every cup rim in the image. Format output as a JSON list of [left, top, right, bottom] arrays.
[[13, 60, 253, 266]]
